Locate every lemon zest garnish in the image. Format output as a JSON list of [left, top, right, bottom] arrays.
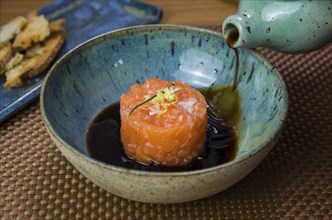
[[152, 84, 179, 116], [129, 83, 179, 116]]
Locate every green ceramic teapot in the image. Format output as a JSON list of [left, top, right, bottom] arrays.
[[222, 0, 332, 53]]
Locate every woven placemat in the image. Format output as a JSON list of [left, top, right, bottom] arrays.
[[1, 27, 331, 220]]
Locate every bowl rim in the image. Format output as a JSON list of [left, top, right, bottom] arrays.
[[40, 24, 288, 176]]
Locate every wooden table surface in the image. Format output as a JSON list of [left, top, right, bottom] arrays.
[[0, 0, 238, 25]]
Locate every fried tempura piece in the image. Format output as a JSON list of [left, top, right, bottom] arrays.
[[13, 12, 50, 51], [4, 31, 64, 88], [0, 16, 27, 43], [0, 43, 12, 74], [25, 43, 45, 58], [4, 52, 24, 71], [49, 18, 66, 33]]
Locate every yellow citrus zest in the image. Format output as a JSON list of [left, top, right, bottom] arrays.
[[151, 84, 179, 116], [129, 83, 179, 116]]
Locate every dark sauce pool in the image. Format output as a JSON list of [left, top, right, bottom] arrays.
[[86, 86, 240, 172]]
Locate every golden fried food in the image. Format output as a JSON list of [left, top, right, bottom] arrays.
[[3, 52, 24, 72], [0, 16, 27, 44], [0, 43, 12, 74], [4, 31, 65, 88], [13, 12, 50, 51], [1, 14, 66, 89]]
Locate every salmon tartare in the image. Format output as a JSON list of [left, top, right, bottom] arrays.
[[120, 78, 207, 166]]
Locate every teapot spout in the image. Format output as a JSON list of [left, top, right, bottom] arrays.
[[222, 14, 271, 50], [222, 15, 255, 49], [222, 1, 332, 54]]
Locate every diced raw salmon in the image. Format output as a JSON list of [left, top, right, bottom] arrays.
[[120, 78, 207, 166]]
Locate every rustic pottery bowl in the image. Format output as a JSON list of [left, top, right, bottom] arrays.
[[41, 25, 288, 203]]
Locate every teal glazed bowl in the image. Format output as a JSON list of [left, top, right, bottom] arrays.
[[41, 25, 288, 203]]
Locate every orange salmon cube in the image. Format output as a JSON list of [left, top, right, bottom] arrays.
[[120, 78, 207, 166]]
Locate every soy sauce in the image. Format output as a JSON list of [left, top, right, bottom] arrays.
[[232, 48, 239, 91], [225, 29, 239, 48], [225, 28, 240, 91], [86, 87, 239, 172]]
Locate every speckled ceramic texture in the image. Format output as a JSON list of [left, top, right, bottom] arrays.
[[41, 25, 288, 203], [222, 0, 332, 53], [0, 0, 161, 124]]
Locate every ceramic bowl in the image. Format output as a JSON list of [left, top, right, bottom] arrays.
[[40, 25, 288, 203]]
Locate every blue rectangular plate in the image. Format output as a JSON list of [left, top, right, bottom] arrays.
[[0, 0, 162, 123]]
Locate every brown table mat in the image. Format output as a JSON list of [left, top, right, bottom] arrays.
[[1, 26, 331, 220]]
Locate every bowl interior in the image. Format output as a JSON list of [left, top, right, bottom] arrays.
[[42, 25, 287, 166]]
